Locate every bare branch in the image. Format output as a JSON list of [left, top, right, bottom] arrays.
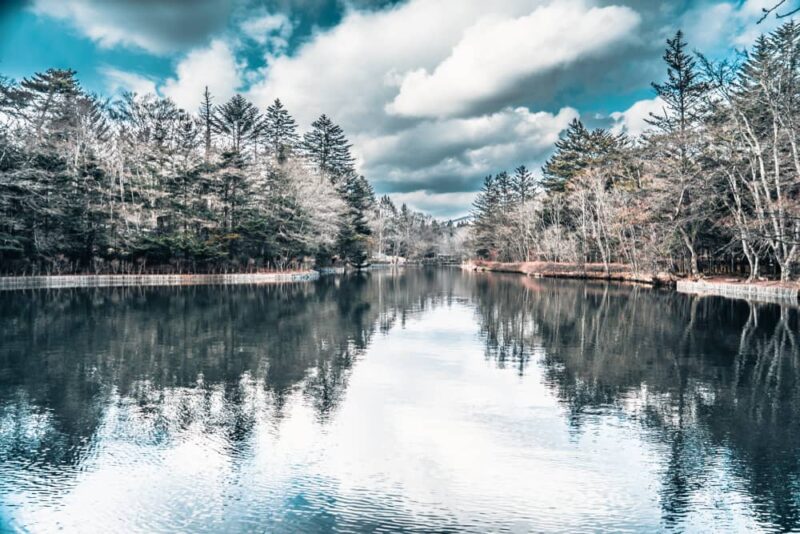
[[759, 0, 800, 23]]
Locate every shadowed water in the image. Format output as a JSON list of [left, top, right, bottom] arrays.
[[0, 269, 798, 532]]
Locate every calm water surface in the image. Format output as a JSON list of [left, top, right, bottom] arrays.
[[1, 269, 799, 533]]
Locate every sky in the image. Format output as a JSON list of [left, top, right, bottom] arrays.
[[0, 0, 784, 218]]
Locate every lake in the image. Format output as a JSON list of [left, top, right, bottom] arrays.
[[1, 268, 798, 533]]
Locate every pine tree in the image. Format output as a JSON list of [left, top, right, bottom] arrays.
[[213, 94, 262, 154], [301, 114, 355, 183], [167, 110, 202, 233], [495, 171, 514, 208], [263, 98, 299, 163], [648, 30, 708, 135], [512, 165, 535, 204], [337, 174, 374, 266], [542, 119, 621, 193], [214, 150, 251, 234], [375, 194, 397, 256], [62, 94, 113, 267], [19, 68, 81, 138], [471, 175, 501, 258], [541, 119, 591, 193], [199, 86, 214, 162], [647, 30, 709, 277]]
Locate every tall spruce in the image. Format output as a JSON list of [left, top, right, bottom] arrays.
[[648, 30, 709, 277], [542, 119, 622, 193], [648, 30, 708, 135], [512, 165, 536, 205], [213, 94, 262, 154], [541, 119, 591, 193], [301, 114, 355, 182], [338, 174, 375, 266], [471, 175, 501, 258], [199, 86, 214, 162], [263, 98, 299, 163]]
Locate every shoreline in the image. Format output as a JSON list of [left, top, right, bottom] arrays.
[[464, 260, 800, 304], [0, 271, 321, 291], [463, 260, 674, 286]]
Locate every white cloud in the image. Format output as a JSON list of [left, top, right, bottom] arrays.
[[161, 40, 242, 111], [610, 97, 663, 138], [360, 106, 576, 175], [241, 13, 293, 52], [247, 0, 540, 132], [681, 0, 782, 53], [244, 0, 611, 210], [360, 107, 577, 198], [387, 2, 640, 119], [101, 67, 157, 96], [389, 191, 478, 218], [30, 0, 233, 54]]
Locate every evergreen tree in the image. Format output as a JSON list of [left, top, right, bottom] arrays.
[[647, 30, 710, 277], [542, 119, 626, 195], [512, 165, 536, 205], [375, 194, 398, 256], [241, 165, 310, 264], [648, 30, 708, 135], [213, 94, 262, 154], [213, 150, 252, 238], [166, 110, 202, 234], [263, 98, 299, 163], [541, 119, 591, 193], [199, 86, 214, 162], [471, 175, 501, 258], [337, 174, 374, 266], [301, 114, 355, 183], [495, 171, 514, 208], [61, 94, 113, 267], [19, 68, 81, 137]]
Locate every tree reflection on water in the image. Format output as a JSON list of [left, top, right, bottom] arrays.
[[472, 273, 800, 530], [1, 269, 798, 531]]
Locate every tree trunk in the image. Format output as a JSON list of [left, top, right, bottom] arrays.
[[679, 227, 698, 277], [743, 242, 759, 283]]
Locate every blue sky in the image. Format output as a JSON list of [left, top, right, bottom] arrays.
[[0, 0, 783, 218]]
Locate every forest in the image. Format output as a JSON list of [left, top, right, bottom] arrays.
[[471, 23, 800, 282], [4, 22, 799, 282], [0, 73, 459, 274]]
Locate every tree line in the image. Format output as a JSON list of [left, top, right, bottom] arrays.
[[471, 23, 800, 282], [0, 70, 458, 274]]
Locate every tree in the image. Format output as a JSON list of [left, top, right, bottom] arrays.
[[301, 114, 355, 183], [199, 86, 214, 162], [213, 94, 262, 154], [647, 30, 710, 277], [542, 119, 623, 193], [263, 98, 299, 163], [337, 174, 374, 266], [19, 68, 81, 138], [512, 165, 536, 205], [722, 25, 800, 280], [0, 69, 384, 274], [471, 175, 501, 259], [373, 195, 397, 258], [759, 1, 800, 22]]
